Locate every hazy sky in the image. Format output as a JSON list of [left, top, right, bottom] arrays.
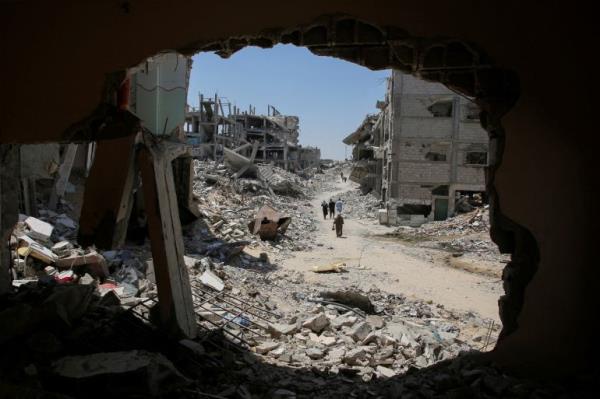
[[188, 44, 390, 160]]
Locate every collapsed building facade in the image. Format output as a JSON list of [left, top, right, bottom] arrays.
[[1, 2, 598, 396], [346, 71, 488, 226], [185, 97, 320, 172]]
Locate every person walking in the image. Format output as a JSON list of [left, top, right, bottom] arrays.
[[335, 197, 343, 215], [332, 214, 344, 237], [321, 200, 329, 219], [328, 198, 335, 218], [340, 171, 344, 182]]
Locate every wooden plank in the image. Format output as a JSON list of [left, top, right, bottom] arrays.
[[138, 137, 197, 339]]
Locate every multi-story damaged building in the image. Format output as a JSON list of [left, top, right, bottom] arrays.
[[185, 98, 319, 172], [346, 71, 488, 225]]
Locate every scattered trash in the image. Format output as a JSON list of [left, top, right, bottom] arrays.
[[312, 261, 345, 273]]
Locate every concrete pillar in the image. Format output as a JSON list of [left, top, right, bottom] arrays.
[[78, 134, 138, 249], [138, 137, 197, 338]]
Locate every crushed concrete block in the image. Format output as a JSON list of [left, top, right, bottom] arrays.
[[268, 323, 299, 338], [362, 331, 380, 345], [349, 321, 372, 342], [331, 316, 355, 329], [51, 241, 74, 256], [302, 313, 330, 333], [24, 216, 54, 241], [198, 270, 224, 291], [343, 348, 367, 366], [255, 341, 280, 355], [183, 256, 199, 268], [306, 347, 325, 360], [317, 335, 337, 347], [376, 365, 396, 378], [379, 335, 396, 346], [328, 347, 345, 362], [366, 315, 385, 329], [51, 350, 190, 396]]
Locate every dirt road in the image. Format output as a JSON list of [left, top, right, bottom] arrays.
[[279, 173, 502, 321]]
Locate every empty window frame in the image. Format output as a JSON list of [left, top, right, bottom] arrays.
[[465, 151, 487, 165], [427, 100, 453, 117], [463, 102, 480, 121]]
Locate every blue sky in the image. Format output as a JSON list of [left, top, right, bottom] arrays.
[[188, 44, 390, 160]]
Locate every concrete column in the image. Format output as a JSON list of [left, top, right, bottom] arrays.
[[448, 96, 461, 217]]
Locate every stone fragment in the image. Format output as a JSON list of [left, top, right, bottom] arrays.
[[317, 335, 337, 346], [362, 331, 380, 345], [379, 334, 396, 346], [255, 341, 280, 355], [343, 348, 367, 366], [328, 347, 345, 362], [302, 313, 329, 333], [306, 347, 325, 360], [366, 315, 385, 329], [24, 216, 53, 241], [376, 365, 395, 378], [349, 321, 372, 342], [198, 270, 224, 291], [267, 322, 299, 338], [51, 350, 189, 396]]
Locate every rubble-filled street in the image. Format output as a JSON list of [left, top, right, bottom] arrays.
[[3, 160, 566, 398]]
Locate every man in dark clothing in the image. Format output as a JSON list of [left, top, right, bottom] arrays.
[[333, 214, 344, 237], [340, 171, 344, 182], [328, 199, 335, 218], [321, 200, 329, 219]]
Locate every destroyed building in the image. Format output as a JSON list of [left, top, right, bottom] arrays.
[[186, 99, 320, 173], [346, 71, 488, 226], [184, 93, 244, 159]]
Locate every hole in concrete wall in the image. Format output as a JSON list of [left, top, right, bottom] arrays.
[[2, 14, 549, 397], [425, 151, 447, 162]]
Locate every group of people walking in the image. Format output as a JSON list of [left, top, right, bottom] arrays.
[[321, 198, 344, 237]]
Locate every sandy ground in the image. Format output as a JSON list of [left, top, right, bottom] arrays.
[[277, 174, 502, 321]]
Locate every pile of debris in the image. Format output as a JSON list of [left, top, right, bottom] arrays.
[[8, 210, 157, 308], [204, 261, 500, 383], [387, 206, 509, 265], [0, 277, 577, 398], [335, 188, 382, 220], [190, 160, 318, 255], [406, 206, 491, 237]]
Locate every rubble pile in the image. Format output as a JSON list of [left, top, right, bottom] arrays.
[[8, 209, 157, 308], [335, 188, 382, 220], [388, 206, 509, 264], [191, 160, 318, 254], [209, 263, 500, 382]]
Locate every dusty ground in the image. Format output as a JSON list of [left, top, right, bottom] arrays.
[[273, 170, 502, 321]]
